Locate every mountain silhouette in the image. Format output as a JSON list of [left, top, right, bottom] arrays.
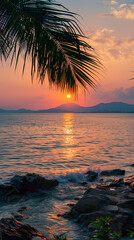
[[0, 102, 134, 113]]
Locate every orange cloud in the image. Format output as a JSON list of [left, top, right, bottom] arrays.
[[102, 5, 134, 20], [88, 28, 134, 61], [103, 0, 118, 5]]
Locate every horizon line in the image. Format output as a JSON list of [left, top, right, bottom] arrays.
[[0, 101, 134, 111]]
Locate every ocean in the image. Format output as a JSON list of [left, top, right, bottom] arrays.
[[0, 113, 134, 239]]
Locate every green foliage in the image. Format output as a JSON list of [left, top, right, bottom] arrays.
[[0, 0, 102, 93], [52, 223, 134, 240], [89, 217, 122, 240], [128, 228, 134, 238], [112, 231, 122, 240], [53, 233, 67, 240]]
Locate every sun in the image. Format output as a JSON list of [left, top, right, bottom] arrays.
[[67, 94, 71, 99]]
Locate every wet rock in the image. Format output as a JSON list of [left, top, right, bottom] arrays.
[[86, 170, 98, 182], [65, 175, 134, 236], [69, 188, 114, 216], [101, 169, 125, 176], [74, 197, 80, 201], [11, 212, 25, 221], [80, 182, 87, 186], [102, 205, 119, 213], [18, 206, 30, 213], [108, 178, 124, 188], [0, 173, 58, 203], [78, 211, 114, 226], [124, 175, 134, 186], [106, 175, 134, 189], [111, 214, 134, 235], [11, 173, 59, 193], [118, 199, 134, 211], [0, 217, 47, 240], [67, 203, 75, 207], [11, 207, 30, 221]]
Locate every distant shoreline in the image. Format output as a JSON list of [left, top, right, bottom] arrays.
[[0, 102, 134, 113], [0, 112, 134, 114]]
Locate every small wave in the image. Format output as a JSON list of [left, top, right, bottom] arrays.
[[55, 167, 100, 183], [57, 172, 86, 183], [0, 167, 100, 185], [36, 167, 100, 184]]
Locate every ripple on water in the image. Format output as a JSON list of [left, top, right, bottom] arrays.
[[0, 113, 134, 238]]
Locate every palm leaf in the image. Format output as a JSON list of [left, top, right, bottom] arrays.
[[0, 0, 102, 93]]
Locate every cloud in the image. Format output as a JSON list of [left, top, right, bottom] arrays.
[[108, 48, 121, 58], [119, 4, 127, 9], [89, 29, 116, 46], [91, 87, 134, 103], [88, 28, 134, 60], [102, 4, 134, 20], [113, 87, 134, 100], [103, 0, 118, 5]]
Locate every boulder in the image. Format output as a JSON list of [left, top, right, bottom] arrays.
[[106, 175, 134, 189], [78, 211, 113, 226], [111, 214, 134, 235], [10, 173, 59, 193], [124, 175, 134, 186], [68, 187, 114, 216], [118, 199, 134, 211], [86, 170, 98, 182], [101, 169, 125, 176], [102, 205, 119, 213], [0, 217, 47, 240], [65, 175, 134, 236], [0, 173, 59, 203]]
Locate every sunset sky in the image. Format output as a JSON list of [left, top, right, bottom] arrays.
[[0, 0, 134, 110]]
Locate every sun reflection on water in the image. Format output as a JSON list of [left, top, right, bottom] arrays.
[[63, 113, 76, 159]]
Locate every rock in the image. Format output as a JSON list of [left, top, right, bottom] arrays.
[[0, 217, 47, 240], [67, 203, 75, 207], [12, 207, 29, 221], [73, 196, 103, 214], [86, 170, 98, 182], [78, 211, 114, 226], [65, 175, 134, 236], [124, 175, 134, 186], [11, 173, 59, 193], [18, 206, 29, 213], [111, 214, 134, 235], [80, 182, 87, 186], [102, 205, 119, 213], [107, 175, 134, 189], [118, 199, 134, 211], [119, 207, 134, 217], [0, 173, 59, 203], [101, 169, 125, 176], [69, 188, 113, 216], [11, 212, 25, 221], [108, 178, 124, 188], [74, 197, 80, 201]]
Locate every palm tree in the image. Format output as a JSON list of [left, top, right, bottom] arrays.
[[0, 0, 101, 93]]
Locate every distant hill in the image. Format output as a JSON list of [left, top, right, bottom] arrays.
[[0, 102, 134, 113]]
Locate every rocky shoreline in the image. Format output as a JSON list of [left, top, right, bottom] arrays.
[[0, 211, 47, 240], [64, 170, 134, 237], [0, 173, 58, 203], [0, 170, 134, 239]]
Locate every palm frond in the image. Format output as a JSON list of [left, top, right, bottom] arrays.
[[0, 0, 102, 93]]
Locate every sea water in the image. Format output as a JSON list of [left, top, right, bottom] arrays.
[[0, 113, 134, 239]]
